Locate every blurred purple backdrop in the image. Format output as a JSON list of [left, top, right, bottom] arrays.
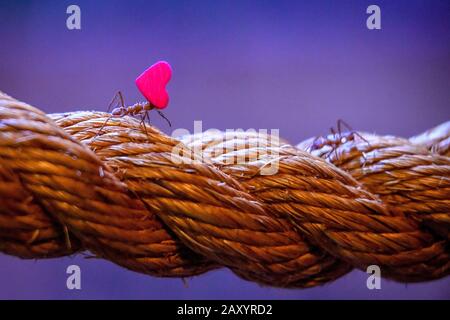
[[0, 0, 449, 299]]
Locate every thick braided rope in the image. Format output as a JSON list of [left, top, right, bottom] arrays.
[[0, 91, 448, 288]]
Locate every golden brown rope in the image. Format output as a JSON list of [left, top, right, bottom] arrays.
[[0, 91, 448, 288]]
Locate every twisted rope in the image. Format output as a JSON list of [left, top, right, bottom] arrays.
[[0, 91, 448, 288]]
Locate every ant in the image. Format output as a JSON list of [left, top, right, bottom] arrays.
[[95, 60, 173, 139], [95, 91, 171, 139], [310, 119, 370, 160]]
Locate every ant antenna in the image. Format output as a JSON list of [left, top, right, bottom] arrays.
[[106, 91, 125, 113], [337, 119, 354, 134], [336, 118, 371, 147]]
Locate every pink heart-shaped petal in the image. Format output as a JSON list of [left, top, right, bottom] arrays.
[[135, 61, 172, 109]]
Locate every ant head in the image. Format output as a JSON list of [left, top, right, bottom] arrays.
[[311, 136, 326, 150], [111, 107, 122, 116]]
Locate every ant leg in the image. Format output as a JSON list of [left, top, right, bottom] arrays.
[[310, 135, 322, 152], [337, 119, 354, 133], [330, 126, 337, 140], [337, 119, 368, 145], [354, 131, 371, 150], [355, 132, 371, 164], [338, 119, 371, 160], [337, 119, 343, 137], [330, 126, 336, 135], [157, 110, 172, 127], [337, 119, 354, 142], [338, 118, 371, 147], [328, 126, 339, 160], [117, 91, 125, 108], [333, 145, 340, 163], [327, 127, 340, 162], [93, 115, 113, 140], [96, 91, 125, 141], [140, 112, 149, 138]]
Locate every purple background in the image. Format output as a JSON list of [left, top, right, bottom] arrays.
[[0, 0, 449, 299]]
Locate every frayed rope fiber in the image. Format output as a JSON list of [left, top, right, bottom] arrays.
[[0, 91, 449, 288]]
